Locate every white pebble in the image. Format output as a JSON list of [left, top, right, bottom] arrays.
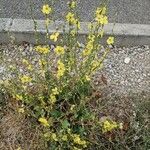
[[124, 57, 131, 64]]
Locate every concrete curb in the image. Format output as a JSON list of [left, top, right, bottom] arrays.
[[0, 18, 150, 46]]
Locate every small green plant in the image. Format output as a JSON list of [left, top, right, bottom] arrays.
[[0, 1, 123, 150]]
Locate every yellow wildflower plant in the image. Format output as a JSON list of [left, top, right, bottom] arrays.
[[96, 7, 107, 16], [66, 12, 75, 23], [75, 19, 81, 29], [51, 133, 58, 141], [95, 14, 108, 25], [57, 60, 65, 78], [15, 94, 23, 100], [82, 49, 91, 56], [27, 64, 33, 71], [107, 36, 114, 45], [39, 59, 47, 67], [54, 46, 65, 55], [18, 108, 25, 113], [69, 1, 76, 8], [62, 135, 68, 141], [50, 32, 60, 42], [72, 134, 87, 147], [70, 105, 75, 111], [88, 34, 95, 41], [42, 4, 52, 15], [22, 59, 29, 65], [52, 87, 59, 95], [2, 2, 115, 149], [38, 117, 50, 127], [66, 12, 80, 29], [20, 75, 32, 84], [85, 75, 90, 81], [35, 45, 49, 54], [57, 70, 65, 79], [119, 122, 123, 129], [49, 94, 57, 104], [102, 120, 118, 133]]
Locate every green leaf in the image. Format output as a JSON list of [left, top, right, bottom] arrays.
[[62, 120, 70, 129], [50, 110, 61, 118]]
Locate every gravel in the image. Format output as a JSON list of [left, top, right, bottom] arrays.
[[95, 45, 150, 97], [0, 43, 150, 97]]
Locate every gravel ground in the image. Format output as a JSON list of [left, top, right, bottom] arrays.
[[0, 43, 150, 97], [97, 45, 150, 97]]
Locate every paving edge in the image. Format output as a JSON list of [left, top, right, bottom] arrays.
[[0, 18, 150, 46]]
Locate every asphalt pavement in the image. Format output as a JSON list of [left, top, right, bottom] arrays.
[[0, 0, 150, 24]]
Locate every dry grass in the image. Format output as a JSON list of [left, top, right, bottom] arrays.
[[0, 97, 45, 150]]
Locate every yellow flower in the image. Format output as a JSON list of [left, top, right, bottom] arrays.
[[62, 135, 68, 141], [49, 94, 56, 104], [73, 135, 81, 144], [54, 46, 65, 55], [50, 32, 60, 42], [87, 40, 94, 49], [95, 14, 108, 25], [107, 37, 114, 45], [91, 60, 100, 71], [75, 19, 81, 29], [119, 123, 123, 129], [42, 4, 52, 15], [88, 35, 95, 42], [38, 117, 50, 127], [96, 7, 107, 16], [102, 120, 118, 133], [70, 105, 75, 111], [72, 134, 87, 147], [22, 85, 27, 90], [66, 12, 76, 23], [57, 60, 65, 78], [52, 87, 59, 95], [22, 59, 29, 65], [70, 1, 76, 8], [66, 12, 80, 29], [27, 64, 33, 71], [51, 133, 58, 141], [39, 59, 47, 67], [35, 45, 49, 54], [82, 49, 91, 56], [102, 16, 108, 24], [20, 75, 32, 84], [101, 7, 107, 15], [9, 65, 16, 70], [18, 108, 25, 113], [15, 94, 23, 100], [57, 60, 65, 69], [57, 70, 65, 79], [22, 59, 33, 70], [82, 39, 94, 56], [85, 75, 90, 81]]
